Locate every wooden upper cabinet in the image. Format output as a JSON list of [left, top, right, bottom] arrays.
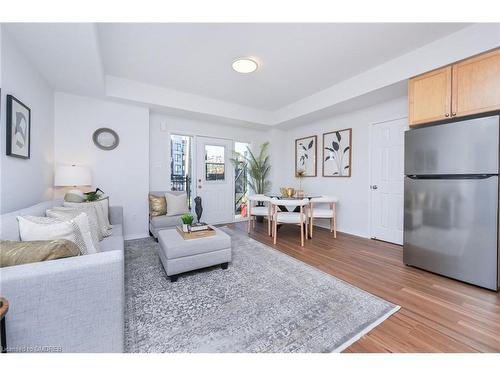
[[409, 66, 452, 126], [409, 48, 500, 127], [452, 49, 500, 118]]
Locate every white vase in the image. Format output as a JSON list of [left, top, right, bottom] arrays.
[[182, 224, 189, 232]]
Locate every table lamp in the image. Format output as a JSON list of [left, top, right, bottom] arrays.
[[54, 165, 92, 200]]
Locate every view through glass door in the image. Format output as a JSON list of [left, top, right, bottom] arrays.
[[170, 134, 192, 208], [234, 142, 250, 220]]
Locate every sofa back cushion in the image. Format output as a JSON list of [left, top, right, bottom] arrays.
[[0, 200, 63, 241]]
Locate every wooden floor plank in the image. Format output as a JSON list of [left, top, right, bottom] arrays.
[[230, 221, 500, 353]]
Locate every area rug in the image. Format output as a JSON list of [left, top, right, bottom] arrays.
[[124, 228, 399, 352]]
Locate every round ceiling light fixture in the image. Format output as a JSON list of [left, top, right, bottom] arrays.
[[232, 58, 259, 73]]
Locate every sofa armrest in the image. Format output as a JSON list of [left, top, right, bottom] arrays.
[[109, 206, 123, 225], [0, 251, 124, 352]]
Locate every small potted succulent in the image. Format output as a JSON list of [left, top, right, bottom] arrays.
[[181, 213, 194, 232]]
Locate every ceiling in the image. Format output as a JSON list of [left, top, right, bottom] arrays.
[[6, 22, 496, 127], [98, 23, 470, 110]]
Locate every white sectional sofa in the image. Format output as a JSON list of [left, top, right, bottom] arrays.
[[0, 199, 124, 353]]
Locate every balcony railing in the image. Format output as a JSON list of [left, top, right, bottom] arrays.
[[170, 174, 191, 209], [234, 166, 248, 214]]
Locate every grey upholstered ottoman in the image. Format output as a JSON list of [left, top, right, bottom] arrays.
[[157, 227, 232, 282]]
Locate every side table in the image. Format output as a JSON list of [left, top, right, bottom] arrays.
[[0, 297, 9, 353]]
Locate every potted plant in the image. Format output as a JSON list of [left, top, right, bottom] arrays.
[[231, 142, 271, 222], [181, 213, 194, 232]]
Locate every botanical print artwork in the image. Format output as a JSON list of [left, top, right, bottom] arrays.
[[6, 95, 31, 159], [323, 128, 352, 177], [295, 135, 317, 177]]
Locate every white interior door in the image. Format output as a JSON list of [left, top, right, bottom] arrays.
[[195, 136, 234, 224], [370, 117, 407, 245]]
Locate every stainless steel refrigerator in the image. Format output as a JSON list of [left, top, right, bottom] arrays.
[[404, 115, 499, 291]]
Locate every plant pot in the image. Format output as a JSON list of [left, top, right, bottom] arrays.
[[182, 224, 189, 232]]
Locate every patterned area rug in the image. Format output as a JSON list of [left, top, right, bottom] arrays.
[[125, 228, 399, 352]]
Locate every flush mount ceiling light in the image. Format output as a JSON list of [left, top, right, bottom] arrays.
[[232, 58, 259, 73]]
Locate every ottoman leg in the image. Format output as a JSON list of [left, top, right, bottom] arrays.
[[169, 274, 179, 282], [221, 262, 229, 270]]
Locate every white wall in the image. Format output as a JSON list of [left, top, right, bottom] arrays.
[[277, 97, 408, 238], [54, 92, 150, 239], [149, 112, 282, 192], [0, 28, 55, 214]]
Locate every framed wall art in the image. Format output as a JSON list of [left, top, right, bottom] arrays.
[[323, 128, 352, 177], [6, 94, 31, 159], [295, 135, 317, 177]]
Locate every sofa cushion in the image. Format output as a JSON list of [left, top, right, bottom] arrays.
[[158, 228, 231, 259], [149, 194, 167, 217], [0, 239, 81, 267], [100, 234, 124, 253], [17, 215, 92, 255], [150, 214, 183, 229], [111, 223, 123, 237]]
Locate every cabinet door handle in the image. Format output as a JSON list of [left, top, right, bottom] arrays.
[[445, 113, 450, 117], [452, 112, 457, 116]]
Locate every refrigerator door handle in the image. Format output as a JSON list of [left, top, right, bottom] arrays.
[[406, 174, 496, 180]]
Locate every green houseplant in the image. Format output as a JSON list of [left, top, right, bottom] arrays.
[[231, 142, 271, 195], [231, 142, 271, 223], [181, 213, 194, 232]]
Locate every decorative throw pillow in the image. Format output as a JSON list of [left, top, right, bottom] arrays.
[[165, 192, 189, 216], [64, 200, 112, 238], [64, 191, 85, 203], [17, 214, 93, 255], [0, 239, 81, 268], [47, 207, 100, 252], [149, 194, 167, 217]]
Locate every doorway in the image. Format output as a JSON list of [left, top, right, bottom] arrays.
[[369, 117, 408, 245], [195, 136, 235, 224]]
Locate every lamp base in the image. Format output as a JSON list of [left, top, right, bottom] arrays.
[[64, 189, 86, 203]]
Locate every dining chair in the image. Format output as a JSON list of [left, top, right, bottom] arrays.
[[271, 198, 309, 247], [247, 194, 272, 236], [308, 196, 338, 238]]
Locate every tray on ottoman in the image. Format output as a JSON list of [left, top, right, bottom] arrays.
[[175, 225, 216, 240], [158, 226, 232, 282]]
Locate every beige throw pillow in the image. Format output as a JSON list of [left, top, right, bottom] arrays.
[[149, 194, 167, 217], [47, 207, 100, 252], [165, 192, 189, 216], [17, 215, 92, 255], [64, 200, 112, 238], [0, 239, 81, 268]]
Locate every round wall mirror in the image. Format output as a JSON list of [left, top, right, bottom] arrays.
[[92, 128, 119, 150]]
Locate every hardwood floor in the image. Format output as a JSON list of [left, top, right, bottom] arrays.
[[230, 221, 500, 353]]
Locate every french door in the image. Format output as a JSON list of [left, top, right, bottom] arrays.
[[370, 117, 407, 245], [195, 136, 234, 224]]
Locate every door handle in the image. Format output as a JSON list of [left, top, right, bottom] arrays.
[[198, 185, 202, 189], [370, 185, 378, 190]]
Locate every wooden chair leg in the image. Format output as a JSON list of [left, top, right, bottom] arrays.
[[310, 217, 313, 238], [267, 215, 271, 236], [253, 217, 256, 229], [273, 219, 277, 245], [300, 222, 304, 247], [247, 215, 251, 233], [333, 203, 337, 238]]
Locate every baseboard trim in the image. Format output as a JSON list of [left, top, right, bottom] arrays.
[[124, 232, 150, 240], [332, 305, 401, 353]]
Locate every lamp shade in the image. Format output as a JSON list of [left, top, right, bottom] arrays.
[[54, 165, 92, 187]]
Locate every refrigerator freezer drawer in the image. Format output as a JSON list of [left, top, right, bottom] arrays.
[[405, 115, 499, 176], [403, 176, 498, 290]]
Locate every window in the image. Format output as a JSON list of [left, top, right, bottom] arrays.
[[205, 145, 225, 181], [170, 134, 192, 208]]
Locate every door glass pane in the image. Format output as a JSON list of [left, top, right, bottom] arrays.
[[170, 134, 192, 208], [205, 145, 225, 181]]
